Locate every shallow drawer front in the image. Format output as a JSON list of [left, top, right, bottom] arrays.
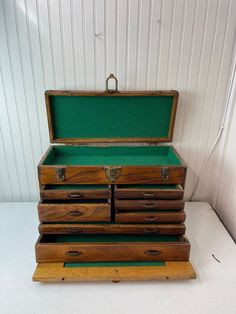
[[35, 234, 190, 262], [115, 211, 186, 223], [115, 184, 184, 199], [40, 185, 111, 200], [38, 202, 110, 222], [39, 223, 186, 235], [115, 200, 184, 211]]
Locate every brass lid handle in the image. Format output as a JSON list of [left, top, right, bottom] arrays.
[[106, 74, 118, 92]]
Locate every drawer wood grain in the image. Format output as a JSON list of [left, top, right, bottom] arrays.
[[115, 200, 184, 211], [114, 184, 184, 199], [35, 235, 190, 262], [40, 185, 111, 200], [38, 201, 110, 222], [115, 211, 186, 223], [39, 223, 186, 235]]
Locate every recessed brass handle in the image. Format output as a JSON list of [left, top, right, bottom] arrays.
[[68, 228, 83, 233], [143, 228, 158, 233], [143, 203, 157, 208], [144, 250, 161, 256], [68, 193, 84, 198], [66, 251, 82, 256], [144, 216, 158, 221], [143, 193, 156, 197], [68, 210, 82, 216]]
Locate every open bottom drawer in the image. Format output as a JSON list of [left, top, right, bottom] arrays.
[[33, 261, 196, 282], [35, 234, 190, 262]]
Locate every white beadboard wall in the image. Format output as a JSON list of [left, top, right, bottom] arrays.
[[0, 0, 236, 203]]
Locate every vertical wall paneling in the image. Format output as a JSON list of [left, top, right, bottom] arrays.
[[0, 0, 236, 204]]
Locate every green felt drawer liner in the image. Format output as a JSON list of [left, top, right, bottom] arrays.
[[64, 261, 165, 267], [41, 234, 179, 243], [43, 146, 181, 166], [45, 185, 109, 190], [50, 95, 174, 139], [118, 184, 179, 189]]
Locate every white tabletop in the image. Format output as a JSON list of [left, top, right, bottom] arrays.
[[0, 202, 236, 314]]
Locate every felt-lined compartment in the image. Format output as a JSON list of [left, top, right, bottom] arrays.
[[43, 146, 181, 166], [39, 234, 180, 243], [44, 184, 108, 190], [118, 184, 179, 189], [48, 93, 177, 142]]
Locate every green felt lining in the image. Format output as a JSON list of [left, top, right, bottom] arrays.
[[41, 234, 179, 243], [45, 184, 108, 190], [118, 184, 179, 189], [50, 95, 175, 140], [64, 261, 165, 267], [43, 146, 181, 166]]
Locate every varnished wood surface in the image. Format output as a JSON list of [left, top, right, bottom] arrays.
[[115, 211, 186, 223], [40, 185, 111, 200], [39, 165, 186, 185], [33, 261, 196, 282], [114, 184, 184, 199], [115, 200, 184, 211], [38, 202, 110, 222], [38, 223, 186, 235], [35, 236, 190, 262]]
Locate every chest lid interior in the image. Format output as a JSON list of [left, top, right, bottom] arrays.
[[45, 78, 178, 144]]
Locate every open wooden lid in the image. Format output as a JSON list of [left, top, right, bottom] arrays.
[[45, 75, 178, 144]]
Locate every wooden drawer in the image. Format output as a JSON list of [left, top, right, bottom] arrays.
[[114, 184, 184, 199], [40, 184, 111, 200], [35, 234, 190, 262], [115, 200, 184, 211], [39, 223, 186, 235], [38, 201, 110, 222], [115, 211, 186, 223]]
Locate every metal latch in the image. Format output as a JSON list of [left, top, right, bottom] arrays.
[[56, 167, 66, 181], [104, 166, 121, 182], [161, 167, 169, 181]]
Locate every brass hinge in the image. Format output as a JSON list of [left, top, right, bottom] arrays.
[[161, 167, 169, 181], [104, 166, 121, 183], [56, 167, 66, 181]]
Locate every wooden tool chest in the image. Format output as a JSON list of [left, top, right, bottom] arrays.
[[33, 75, 196, 282]]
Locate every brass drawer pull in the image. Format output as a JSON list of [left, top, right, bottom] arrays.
[[143, 203, 157, 208], [143, 228, 158, 233], [66, 251, 82, 256], [68, 210, 82, 216], [144, 216, 158, 221], [144, 250, 161, 256], [143, 193, 155, 197], [68, 228, 83, 233], [68, 193, 84, 198]]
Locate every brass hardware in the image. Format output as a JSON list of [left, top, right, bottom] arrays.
[[68, 228, 83, 233], [143, 192, 156, 197], [56, 167, 66, 181], [143, 228, 158, 233], [144, 216, 158, 221], [161, 167, 169, 181], [104, 166, 121, 182], [144, 250, 161, 256], [66, 251, 82, 256], [68, 210, 82, 216], [106, 74, 118, 92], [68, 193, 83, 198], [143, 202, 157, 208]]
